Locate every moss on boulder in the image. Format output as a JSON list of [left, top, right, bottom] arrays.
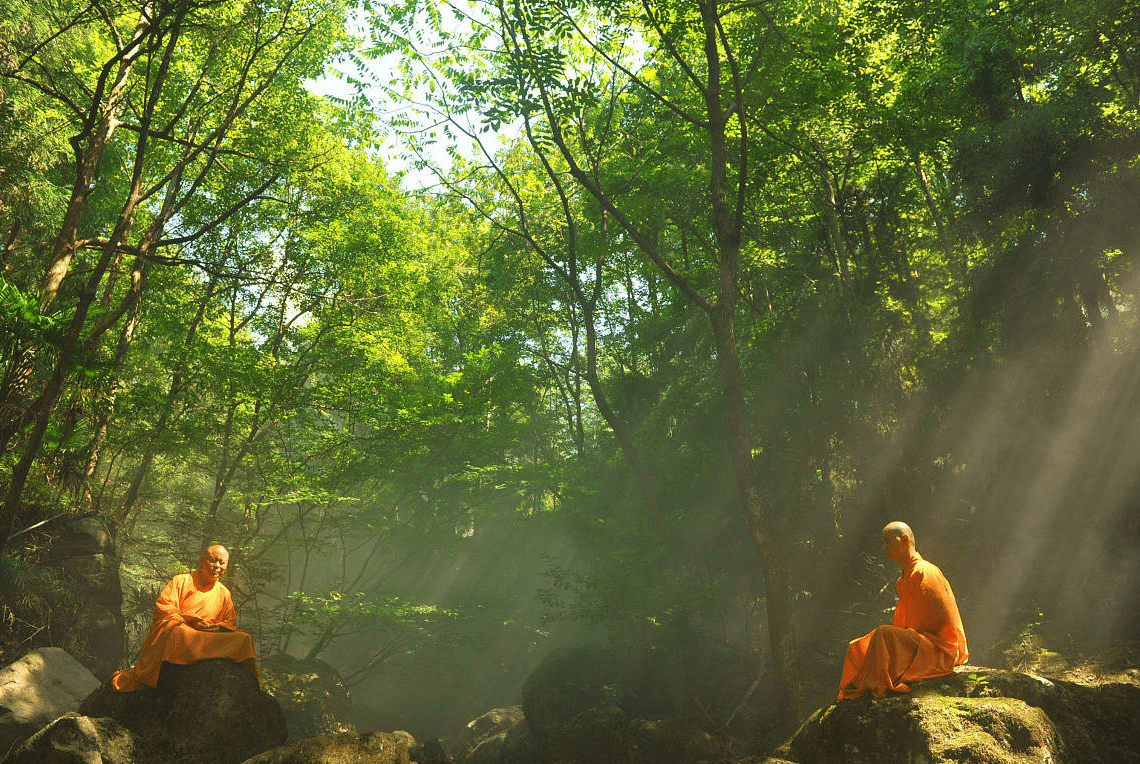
[[766, 666, 1140, 764]]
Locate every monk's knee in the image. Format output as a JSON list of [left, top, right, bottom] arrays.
[[872, 625, 911, 641]]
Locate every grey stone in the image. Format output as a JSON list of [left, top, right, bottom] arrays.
[[51, 518, 115, 558], [0, 648, 101, 754], [455, 706, 533, 764], [1, 713, 134, 764]]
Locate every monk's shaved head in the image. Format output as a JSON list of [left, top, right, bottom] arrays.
[[204, 544, 229, 560], [881, 521, 916, 564], [198, 544, 229, 582], [881, 521, 914, 545]]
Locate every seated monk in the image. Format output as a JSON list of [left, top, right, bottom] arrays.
[[112, 544, 259, 691], [837, 521, 968, 700]]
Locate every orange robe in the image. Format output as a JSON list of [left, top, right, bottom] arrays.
[[112, 570, 259, 691], [838, 552, 967, 700]]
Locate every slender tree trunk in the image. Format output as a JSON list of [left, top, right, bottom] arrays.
[[701, 0, 802, 730], [820, 169, 850, 288], [39, 7, 153, 308], [581, 307, 661, 519], [2, 221, 18, 270], [571, 330, 586, 455], [83, 257, 151, 507], [517, 112, 660, 510], [912, 153, 948, 253], [1, 246, 118, 549], [116, 277, 216, 532], [565, 315, 586, 456]]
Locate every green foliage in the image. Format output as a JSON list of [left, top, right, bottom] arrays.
[[965, 673, 989, 689], [0, 279, 65, 345], [0, 550, 69, 666], [285, 590, 454, 637]]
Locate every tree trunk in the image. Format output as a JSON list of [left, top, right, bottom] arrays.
[[0, 245, 118, 549], [512, 0, 805, 730], [83, 256, 151, 508], [582, 306, 662, 520], [709, 301, 803, 733], [912, 151, 949, 257], [2, 221, 18, 270], [39, 7, 153, 308], [700, 0, 802, 729]]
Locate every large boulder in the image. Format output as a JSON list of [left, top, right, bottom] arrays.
[[0, 648, 101, 754], [521, 646, 659, 744], [768, 666, 1140, 764], [260, 654, 356, 741], [76, 658, 286, 764], [239, 730, 413, 764], [50, 517, 116, 558], [0, 712, 135, 764], [781, 693, 1058, 763], [410, 737, 452, 764], [453, 706, 535, 764], [536, 703, 728, 764], [520, 646, 732, 764]]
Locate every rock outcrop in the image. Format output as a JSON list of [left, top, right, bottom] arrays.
[[755, 666, 1140, 764], [240, 730, 413, 764], [460, 653, 1140, 764], [516, 647, 732, 764], [260, 653, 356, 742], [453, 706, 534, 764], [2, 658, 287, 764], [0, 647, 101, 754], [0, 713, 134, 764], [47, 517, 125, 681], [409, 736, 452, 764]]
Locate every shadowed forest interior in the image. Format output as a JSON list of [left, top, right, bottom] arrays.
[[1, 0, 1139, 747]]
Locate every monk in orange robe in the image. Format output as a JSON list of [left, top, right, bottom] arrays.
[[837, 521, 968, 700], [112, 544, 259, 691]]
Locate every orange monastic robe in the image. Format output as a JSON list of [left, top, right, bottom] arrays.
[[112, 570, 259, 691], [838, 552, 967, 700]]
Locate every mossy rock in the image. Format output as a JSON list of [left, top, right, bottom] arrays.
[[260, 654, 356, 741], [778, 693, 1057, 764], [240, 731, 412, 764], [767, 666, 1140, 764], [919, 696, 1057, 763]]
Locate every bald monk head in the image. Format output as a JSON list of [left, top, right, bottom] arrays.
[[198, 544, 229, 583], [881, 521, 916, 566]]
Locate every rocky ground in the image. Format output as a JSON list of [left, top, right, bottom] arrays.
[[2, 637, 1139, 764]]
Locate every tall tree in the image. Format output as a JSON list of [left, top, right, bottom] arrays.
[[375, 0, 809, 725], [0, 0, 350, 547]]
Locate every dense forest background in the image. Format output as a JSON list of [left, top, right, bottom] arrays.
[[2, 0, 1139, 743]]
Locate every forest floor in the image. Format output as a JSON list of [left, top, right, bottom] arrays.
[[998, 638, 1140, 687]]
